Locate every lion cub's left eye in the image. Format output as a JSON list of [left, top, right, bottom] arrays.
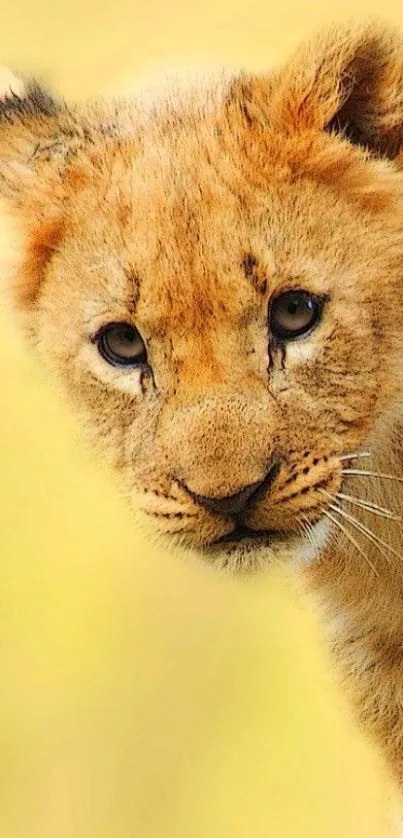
[[270, 290, 322, 340], [94, 322, 147, 367]]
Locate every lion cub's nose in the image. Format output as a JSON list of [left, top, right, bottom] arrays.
[[193, 480, 262, 516], [187, 466, 277, 517]]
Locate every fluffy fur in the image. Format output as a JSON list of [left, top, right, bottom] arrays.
[[2, 20, 403, 787]]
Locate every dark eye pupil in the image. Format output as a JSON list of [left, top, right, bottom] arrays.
[[287, 300, 300, 315], [122, 327, 136, 344], [270, 291, 322, 340], [95, 322, 147, 367]]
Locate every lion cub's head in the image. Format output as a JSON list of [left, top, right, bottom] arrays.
[[2, 21, 403, 571]]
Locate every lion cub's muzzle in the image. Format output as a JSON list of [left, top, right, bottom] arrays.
[[177, 461, 281, 545]]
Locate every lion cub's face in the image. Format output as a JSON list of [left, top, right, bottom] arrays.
[[3, 23, 403, 570]]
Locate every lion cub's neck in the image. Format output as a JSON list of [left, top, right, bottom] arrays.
[[304, 416, 403, 785]]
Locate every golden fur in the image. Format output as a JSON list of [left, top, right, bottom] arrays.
[[2, 20, 403, 788]]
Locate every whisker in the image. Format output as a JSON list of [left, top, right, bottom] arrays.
[[335, 491, 401, 522], [342, 469, 403, 484], [339, 451, 372, 461], [299, 518, 316, 553], [322, 508, 378, 575], [320, 488, 401, 565], [326, 500, 402, 565]]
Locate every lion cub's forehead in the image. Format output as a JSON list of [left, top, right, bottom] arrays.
[[82, 87, 274, 332], [69, 65, 376, 335], [119, 187, 268, 337]]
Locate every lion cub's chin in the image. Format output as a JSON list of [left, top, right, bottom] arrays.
[[198, 518, 332, 574]]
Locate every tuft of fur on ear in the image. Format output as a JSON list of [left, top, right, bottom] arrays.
[[0, 78, 59, 120], [269, 20, 403, 160]]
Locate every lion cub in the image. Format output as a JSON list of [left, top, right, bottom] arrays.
[[2, 20, 403, 787]]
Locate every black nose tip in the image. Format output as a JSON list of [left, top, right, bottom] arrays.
[[195, 479, 263, 516], [188, 464, 279, 517]]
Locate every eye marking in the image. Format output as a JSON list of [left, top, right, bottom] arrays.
[[242, 252, 267, 294], [242, 252, 259, 276], [269, 290, 326, 342], [92, 321, 148, 368]]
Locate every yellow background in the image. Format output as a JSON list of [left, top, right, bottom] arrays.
[[1, 2, 403, 836], [3, 0, 403, 98]]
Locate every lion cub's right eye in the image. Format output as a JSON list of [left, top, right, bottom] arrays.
[[93, 322, 148, 368]]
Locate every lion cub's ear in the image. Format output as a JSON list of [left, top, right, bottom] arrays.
[[0, 77, 74, 200], [270, 20, 403, 160], [0, 77, 87, 308]]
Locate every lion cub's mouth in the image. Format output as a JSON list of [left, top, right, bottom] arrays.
[[212, 523, 282, 547], [204, 521, 297, 569]]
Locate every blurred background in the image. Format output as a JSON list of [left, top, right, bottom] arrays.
[[1, 1, 403, 836], [2, 0, 403, 97]]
